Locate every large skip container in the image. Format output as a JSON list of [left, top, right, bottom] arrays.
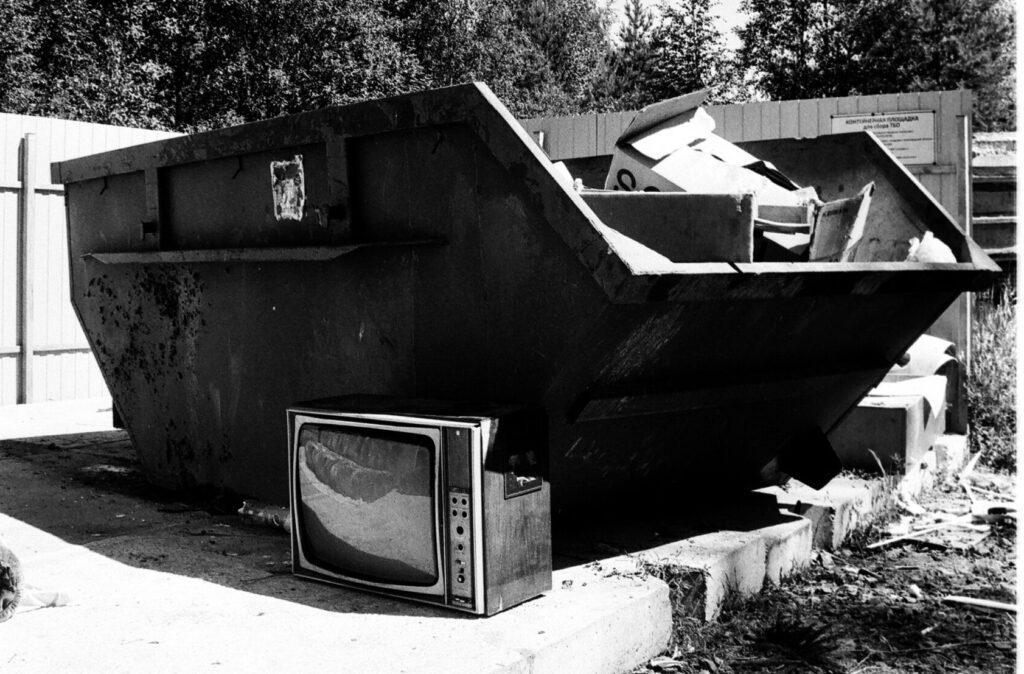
[[52, 83, 998, 512]]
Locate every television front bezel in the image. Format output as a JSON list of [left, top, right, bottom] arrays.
[[288, 410, 487, 613]]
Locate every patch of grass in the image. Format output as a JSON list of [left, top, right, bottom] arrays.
[[967, 282, 1017, 473]]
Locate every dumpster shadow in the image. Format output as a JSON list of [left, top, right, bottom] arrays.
[[552, 491, 799, 570], [1, 431, 795, 619], [0, 432, 468, 619]]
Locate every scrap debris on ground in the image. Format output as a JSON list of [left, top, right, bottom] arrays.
[[635, 461, 1017, 673]]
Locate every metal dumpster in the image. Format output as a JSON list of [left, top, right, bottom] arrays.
[[52, 83, 998, 513]]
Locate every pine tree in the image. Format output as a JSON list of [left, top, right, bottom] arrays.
[[647, 0, 737, 103], [599, 0, 659, 108]]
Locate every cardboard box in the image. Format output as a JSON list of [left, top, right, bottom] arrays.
[[603, 89, 814, 207], [808, 183, 875, 261]]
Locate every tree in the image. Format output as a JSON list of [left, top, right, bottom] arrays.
[[142, 0, 426, 130], [19, 0, 166, 127], [912, 0, 1015, 130], [390, 0, 614, 118], [1, 0, 620, 127], [739, 0, 1016, 130], [597, 0, 659, 109], [516, 0, 612, 113], [647, 0, 738, 103], [0, 0, 40, 114]]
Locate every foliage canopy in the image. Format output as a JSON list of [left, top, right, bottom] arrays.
[[0, 0, 1014, 130], [738, 0, 1015, 130]]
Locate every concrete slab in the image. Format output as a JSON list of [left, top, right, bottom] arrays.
[[555, 494, 813, 622], [0, 398, 114, 440], [1, 406, 966, 668], [627, 516, 812, 622], [829, 391, 945, 473], [760, 476, 897, 550], [898, 433, 970, 500], [1, 430, 670, 674], [3, 514, 670, 674], [760, 434, 971, 550]]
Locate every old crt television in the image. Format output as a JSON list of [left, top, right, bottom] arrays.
[[288, 396, 551, 615]]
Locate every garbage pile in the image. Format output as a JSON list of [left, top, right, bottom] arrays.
[[565, 89, 956, 264]]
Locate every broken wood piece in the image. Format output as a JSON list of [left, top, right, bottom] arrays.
[[961, 449, 984, 478], [970, 531, 990, 549], [897, 497, 927, 516], [969, 486, 1015, 501], [867, 518, 968, 549], [942, 596, 1017, 613]]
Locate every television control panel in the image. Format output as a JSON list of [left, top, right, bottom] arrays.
[[448, 488, 474, 606]]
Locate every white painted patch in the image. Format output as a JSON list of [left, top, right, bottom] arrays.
[[270, 155, 306, 220]]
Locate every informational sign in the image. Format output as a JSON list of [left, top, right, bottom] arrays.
[[831, 111, 936, 165]]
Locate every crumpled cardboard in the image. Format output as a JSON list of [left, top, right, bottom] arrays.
[[604, 89, 816, 206], [808, 183, 875, 261]]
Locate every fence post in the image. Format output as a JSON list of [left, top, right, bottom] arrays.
[[17, 133, 36, 403], [958, 92, 974, 373]]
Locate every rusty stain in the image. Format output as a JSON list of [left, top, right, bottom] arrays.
[[85, 269, 205, 393]]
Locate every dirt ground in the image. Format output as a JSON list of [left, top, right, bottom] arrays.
[[636, 474, 1017, 673]]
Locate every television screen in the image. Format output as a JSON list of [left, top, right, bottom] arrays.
[[296, 423, 438, 586]]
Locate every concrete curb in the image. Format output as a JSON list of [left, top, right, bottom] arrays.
[[760, 477, 897, 550], [760, 433, 970, 551], [626, 433, 971, 624], [591, 513, 813, 623]]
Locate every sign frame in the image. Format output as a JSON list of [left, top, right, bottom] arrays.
[[830, 110, 937, 165]]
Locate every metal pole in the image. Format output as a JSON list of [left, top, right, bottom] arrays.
[[17, 133, 36, 403]]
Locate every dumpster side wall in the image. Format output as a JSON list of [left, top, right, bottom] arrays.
[[72, 253, 419, 499], [541, 288, 962, 509], [57, 85, 994, 510], [738, 134, 968, 263], [346, 122, 610, 406]]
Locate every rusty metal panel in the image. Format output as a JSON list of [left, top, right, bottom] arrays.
[[582, 192, 755, 263], [54, 84, 997, 510]]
